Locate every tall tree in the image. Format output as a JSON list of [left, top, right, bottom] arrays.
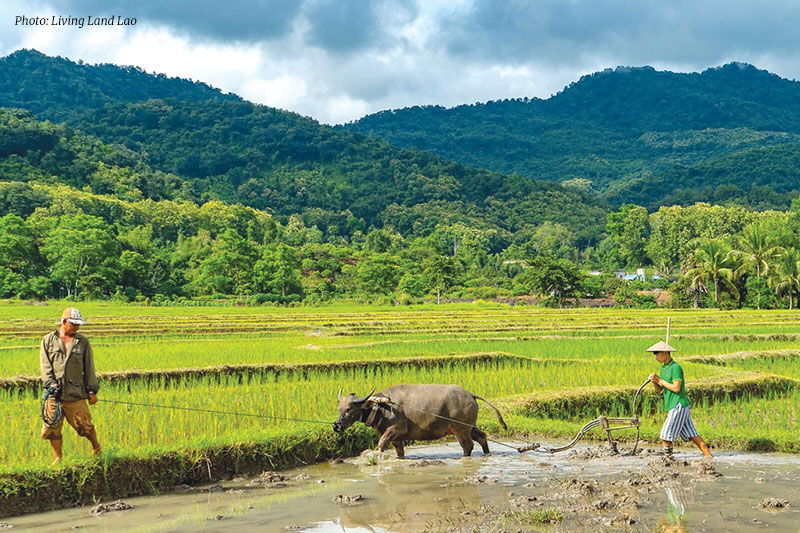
[[518, 256, 585, 305], [684, 240, 739, 305], [606, 204, 649, 269], [0, 214, 36, 273], [530, 222, 577, 260], [730, 221, 782, 308], [422, 255, 461, 304], [194, 229, 259, 295], [41, 214, 120, 298], [356, 253, 402, 295], [731, 222, 782, 278], [770, 247, 800, 309], [253, 243, 303, 300]]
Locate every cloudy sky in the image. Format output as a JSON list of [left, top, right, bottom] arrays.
[[2, 0, 799, 124]]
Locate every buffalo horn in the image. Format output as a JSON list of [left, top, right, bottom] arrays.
[[354, 387, 375, 404], [337, 387, 344, 401]]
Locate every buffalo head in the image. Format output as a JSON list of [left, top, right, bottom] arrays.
[[333, 387, 375, 433]]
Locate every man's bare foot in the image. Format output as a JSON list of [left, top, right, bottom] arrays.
[[50, 456, 62, 466], [92, 448, 102, 457]]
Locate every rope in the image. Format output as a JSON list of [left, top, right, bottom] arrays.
[[87, 381, 650, 456], [97, 397, 525, 451], [96, 399, 334, 425], [40, 387, 63, 428]]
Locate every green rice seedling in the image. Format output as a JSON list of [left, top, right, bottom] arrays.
[[2, 329, 798, 378], [3, 302, 800, 514], [500, 508, 565, 525], [0, 358, 733, 471], [707, 354, 800, 380]]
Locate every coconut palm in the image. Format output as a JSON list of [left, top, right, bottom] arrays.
[[684, 280, 708, 309], [654, 259, 677, 281], [770, 247, 800, 310], [684, 240, 739, 305], [730, 222, 782, 278], [730, 222, 783, 309]]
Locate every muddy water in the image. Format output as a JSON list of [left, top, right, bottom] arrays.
[[6, 441, 800, 532]]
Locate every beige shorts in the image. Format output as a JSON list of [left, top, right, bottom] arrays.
[[41, 399, 95, 440]]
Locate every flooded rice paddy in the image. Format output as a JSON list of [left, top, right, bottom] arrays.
[[6, 440, 799, 532]]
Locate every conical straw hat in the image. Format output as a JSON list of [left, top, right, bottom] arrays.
[[646, 341, 676, 353]]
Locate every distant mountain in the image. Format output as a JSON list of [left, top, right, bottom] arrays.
[[0, 107, 191, 210], [345, 63, 800, 209], [0, 51, 606, 245], [65, 98, 606, 244], [0, 49, 239, 123]]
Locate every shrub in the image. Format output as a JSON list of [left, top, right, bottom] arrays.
[[630, 293, 657, 308]]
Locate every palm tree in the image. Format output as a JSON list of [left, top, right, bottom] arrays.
[[684, 240, 739, 305], [770, 247, 800, 310], [685, 280, 708, 309], [654, 259, 677, 281], [731, 222, 782, 277], [730, 222, 782, 309]]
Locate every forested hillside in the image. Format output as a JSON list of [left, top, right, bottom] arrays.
[[0, 108, 192, 205], [66, 99, 605, 242], [2, 50, 800, 310], [0, 51, 606, 303], [0, 49, 239, 123], [0, 50, 604, 243], [346, 64, 800, 209]]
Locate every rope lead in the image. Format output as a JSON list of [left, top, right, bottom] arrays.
[[41, 387, 63, 428], [96, 398, 335, 425]]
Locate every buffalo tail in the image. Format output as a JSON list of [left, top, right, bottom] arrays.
[[472, 394, 508, 430]]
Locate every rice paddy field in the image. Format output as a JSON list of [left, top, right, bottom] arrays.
[[2, 301, 800, 517]]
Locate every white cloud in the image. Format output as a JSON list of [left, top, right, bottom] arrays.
[[325, 95, 372, 125], [113, 27, 262, 90], [240, 76, 308, 113]]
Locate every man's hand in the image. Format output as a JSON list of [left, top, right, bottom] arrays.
[[88, 393, 98, 405], [649, 373, 659, 384]]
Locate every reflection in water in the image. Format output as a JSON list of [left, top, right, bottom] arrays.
[[6, 444, 800, 532], [656, 486, 690, 533], [336, 458, 484, 531], [303, 521, 391, 532]]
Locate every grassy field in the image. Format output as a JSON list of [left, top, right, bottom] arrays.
[[1, 301, 800, 516], [5, 333, 800, 377]]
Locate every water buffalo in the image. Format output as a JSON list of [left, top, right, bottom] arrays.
[[333, 384, 508, 458]]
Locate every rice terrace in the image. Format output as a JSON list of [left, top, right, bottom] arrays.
[[1, 302, 800, 530]]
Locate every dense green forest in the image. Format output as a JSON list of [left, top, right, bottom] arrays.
[[2, 50, 800, 309], [0, 49, 239, 123], [66, 99, 604, 241], [0, 51, 605, 242], [346, 64, 800, 209]]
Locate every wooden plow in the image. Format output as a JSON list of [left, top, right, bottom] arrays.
[[518, 318, 672, 456], [517, 379, 650, 456]]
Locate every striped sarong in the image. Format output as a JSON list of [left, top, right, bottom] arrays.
[[660, 404, 699, 442]]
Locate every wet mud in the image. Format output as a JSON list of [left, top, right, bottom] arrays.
[[90, 500, 132, 515], [5, 440, 800, 532]]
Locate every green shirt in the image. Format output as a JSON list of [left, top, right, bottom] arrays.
[[660, 359, 690, 411]]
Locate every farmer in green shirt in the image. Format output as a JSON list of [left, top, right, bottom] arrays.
[[647, 341, 712, 459]]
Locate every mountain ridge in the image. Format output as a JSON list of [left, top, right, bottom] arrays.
[[0, 50, 607, 245], [345, 61, 800, 208], [0, 49, 240, 123], [2, 49, 798, 217]]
